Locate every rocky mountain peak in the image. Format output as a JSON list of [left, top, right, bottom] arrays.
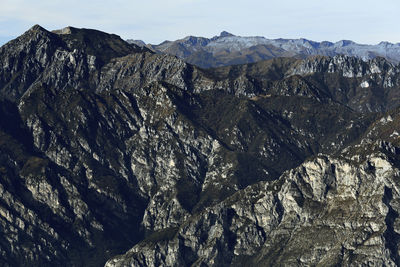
[[181, 35, 210, 46], [57, 26, 150, 65], [52, 26, 74, 35], [16, 24, 57, 44], [334, 39, 356, 47], [126, 39, 146, 47], [219, 31, 235, 37], [209, 31, 236, 41], [28, 24, 48, 33], [320, 40, 334, 47], [0, 25, 65, 102], [378, 41, 398, 47]]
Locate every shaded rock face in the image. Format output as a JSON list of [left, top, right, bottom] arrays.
[[1, 25, 400, 266]]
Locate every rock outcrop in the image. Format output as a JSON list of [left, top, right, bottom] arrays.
[[106, 147, 400, 266]]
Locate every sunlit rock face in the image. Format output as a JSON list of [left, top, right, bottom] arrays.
[[106, 150, 400, 267], [1, 25, 400, 266]]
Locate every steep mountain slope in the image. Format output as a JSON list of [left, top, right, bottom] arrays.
[[132, 32, 400, 68], [1, 25, 400, 266], [107, 143, 400, 266]]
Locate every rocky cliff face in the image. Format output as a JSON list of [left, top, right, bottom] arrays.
[[1, 25, 400, 266], [106, 146, 400, 266]]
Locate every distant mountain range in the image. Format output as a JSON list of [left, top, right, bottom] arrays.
[[128, 31, 400, 68]]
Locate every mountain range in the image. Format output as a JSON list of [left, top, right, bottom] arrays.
[[127, 31, 400, 68], [1, 25, 400, 266]]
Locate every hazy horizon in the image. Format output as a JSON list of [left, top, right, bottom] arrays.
[[2, 25, 400, 48], [1, 0, 399, 46]]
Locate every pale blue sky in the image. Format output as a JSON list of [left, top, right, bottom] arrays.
[[1, 0, 399, 46]]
